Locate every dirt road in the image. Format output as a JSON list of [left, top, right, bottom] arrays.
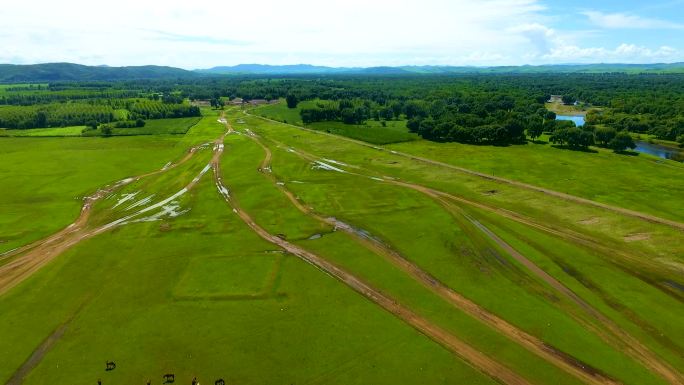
[[241, 126, 682, 384], [241, 130, 622, 385]]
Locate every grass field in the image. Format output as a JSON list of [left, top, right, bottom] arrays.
[[0, 126, 85, 137], [0, 106, 681, 385], [1, 117, 201, 137], [255, 101, 419, 144]]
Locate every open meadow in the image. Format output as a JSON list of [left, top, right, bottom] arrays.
[[0, 80, 683, 385]]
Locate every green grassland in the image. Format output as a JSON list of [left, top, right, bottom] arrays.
[[0, 105, 682, 385], [228, 111, 684, 380], [385, 138, 684, 222], [0, 112, 217, 255], [0, 126, 85, 137], [0, 117, 201, 137], [255, 101, 419, 144], [255, 102, 684, 223], [0, 129, 499, 385]]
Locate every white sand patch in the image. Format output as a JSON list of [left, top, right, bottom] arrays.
[[161, 162, 172, 171]]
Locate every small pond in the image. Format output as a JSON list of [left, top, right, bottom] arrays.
[[555, 115, 585, 127]]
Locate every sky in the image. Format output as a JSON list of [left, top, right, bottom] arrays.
[[1, 0, 683, 68]]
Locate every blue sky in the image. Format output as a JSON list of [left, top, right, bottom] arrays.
[[1, 0, 683, 68]]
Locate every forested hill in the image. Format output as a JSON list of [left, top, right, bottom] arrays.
[[198, 63, 684, 75], [0, 63, 195, 82], [3, 62, 684, 82]]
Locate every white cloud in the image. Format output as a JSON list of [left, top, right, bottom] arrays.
[[583, 11, 684, 30], [0, 0, 682, 67], [542, 43, 679, 62]]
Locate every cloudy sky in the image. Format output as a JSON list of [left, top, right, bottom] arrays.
[[2, 0, 683, 68]]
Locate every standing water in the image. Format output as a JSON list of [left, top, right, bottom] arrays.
[[555, 115, 585, 127], [634, 141, 684, 162]]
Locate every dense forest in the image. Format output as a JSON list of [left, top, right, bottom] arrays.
[[1, 74, 683, 146]]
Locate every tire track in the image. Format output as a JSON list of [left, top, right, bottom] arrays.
[[217, 121, 532, 385], [241, 129, 621, 385], [242, 125, 682, 384], [0, 138, 222, 297]]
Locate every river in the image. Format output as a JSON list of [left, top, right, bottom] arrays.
[[634, 141, 684, 162]]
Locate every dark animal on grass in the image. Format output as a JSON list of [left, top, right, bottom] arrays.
[[105, 361, 116, 371], [163, 373, 175, 383], [215, 379, 225, 385]]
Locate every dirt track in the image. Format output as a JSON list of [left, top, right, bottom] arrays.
[[214, 127, 533, 385], [247, 112, 684, 232], [243, 126, 683, 384], [0, 141, 215, 297], [241, 130, 622, 385]]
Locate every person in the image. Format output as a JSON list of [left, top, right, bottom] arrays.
[[97, 380, 102, 385]]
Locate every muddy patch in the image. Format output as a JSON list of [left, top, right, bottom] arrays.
[[624, 233, 651, 242], [578, 217, 600, 225], [308, 233, 323, 240]]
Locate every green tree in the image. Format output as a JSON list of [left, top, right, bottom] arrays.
[[594, 126, 616, 147], [101, 125, 113, 137], [608, 132, 636, 152], [527, 120, 544, 141], [286, 93, 299, 109]]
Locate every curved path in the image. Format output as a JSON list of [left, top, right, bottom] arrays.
[[0, 139, 218, 297]]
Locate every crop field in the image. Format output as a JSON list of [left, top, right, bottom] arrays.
[[0, 103, 682, 385]]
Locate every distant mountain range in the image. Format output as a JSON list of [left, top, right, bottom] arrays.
[[2, 62, 684, 82], [199, 63, 684, 75], [0, 63, 193, 82]]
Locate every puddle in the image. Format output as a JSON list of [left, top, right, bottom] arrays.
[[312, 161, 347, 173], [624, 233, 651, 242], [126, 195, 155, 211], [112, 192, 140, 209]]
